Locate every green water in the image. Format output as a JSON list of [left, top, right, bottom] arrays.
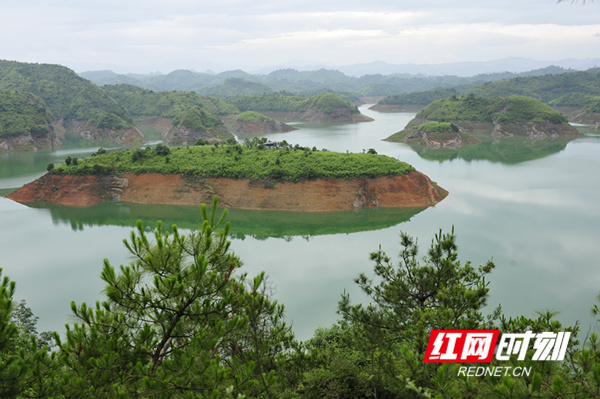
[[1, 106, 599, 340]]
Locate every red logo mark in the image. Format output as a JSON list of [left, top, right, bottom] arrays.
[[423, 330, 500, 363]]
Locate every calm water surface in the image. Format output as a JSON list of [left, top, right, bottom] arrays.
[[1, 106, 599, 340]]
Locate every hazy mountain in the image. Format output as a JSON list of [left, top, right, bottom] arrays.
[[335, 58, 600, 77]]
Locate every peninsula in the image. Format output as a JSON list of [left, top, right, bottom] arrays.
[[6, 141, 447, 211]]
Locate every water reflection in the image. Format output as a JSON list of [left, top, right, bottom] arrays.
[[25, 201, 428, 239], [404, 135, 579, 164]]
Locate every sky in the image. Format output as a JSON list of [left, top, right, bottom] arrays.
[[1, 0, 599, 74]]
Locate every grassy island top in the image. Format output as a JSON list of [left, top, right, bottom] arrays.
[[50, 140, 415, 182]]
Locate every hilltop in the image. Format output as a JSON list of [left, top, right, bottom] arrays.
[[0, 60, 144, 146], [385, 95, 581, 146], [230, 93, 373, 123], [463, 69, 600, 123]]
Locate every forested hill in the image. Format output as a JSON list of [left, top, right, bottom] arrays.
[[375, 69, 600, 108], [0, 60, 133, 131], [371, 87, 461, 111], [465, 68, 600, 123], [0, 89, 61, 151], [414, 94, 570, 125], [0, 90, 54, 137], [372, 68, 600, 123], [228, 93, 370, 123], [102, 84, 239, 118], [467, 68, 600, 107], [386, 95, 581, 145]]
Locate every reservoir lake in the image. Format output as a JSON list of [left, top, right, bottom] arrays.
[[1, 105, 599, 341]]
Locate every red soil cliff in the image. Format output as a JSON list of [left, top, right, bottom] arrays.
[[6, 172, 447, 212]]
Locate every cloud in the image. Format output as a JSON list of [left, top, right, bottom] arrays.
[[1, 1, 599, 72]]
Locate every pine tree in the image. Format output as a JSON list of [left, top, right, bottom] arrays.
[[54, 196, 295, 398]]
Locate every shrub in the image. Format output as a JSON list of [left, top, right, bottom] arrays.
[[155, 143, 170, 156]]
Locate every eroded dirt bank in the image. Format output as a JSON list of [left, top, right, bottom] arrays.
[[6, 172, 447, 212]]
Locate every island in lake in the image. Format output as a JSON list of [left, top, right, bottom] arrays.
[[385, 95, 582, 147], [6, 140, 447, 212]]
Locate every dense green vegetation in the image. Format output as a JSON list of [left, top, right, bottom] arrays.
[[416, 121, 459, 133], [467, 69, 600, 106], [236, 111, 274, 123], [230, 92, 359, 115], [0, 90, 54, 138], [303, 93, 359, 115], [67, 87, 132, 129], [373, 68, 600, 116], [2, 210, 600, 398], [102, 84, 238, 117], [386, 95, 576, 147], [231, 93, 309, 113], [0, 60, 133, 130], [416, 94, 569, 125], [377, 87, 461, 106], [583, 97, 600, 114], [170, 106, 224, 132], [201, 77, 274, 97], [52, 140, 415, 181], [4, 59, 597, 151]]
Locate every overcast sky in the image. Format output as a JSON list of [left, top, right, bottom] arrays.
[[1, 0, 599, 74]]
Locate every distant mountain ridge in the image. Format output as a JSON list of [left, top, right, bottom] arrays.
[[333, 57, 600, 77], [79, 64, 578, 98]]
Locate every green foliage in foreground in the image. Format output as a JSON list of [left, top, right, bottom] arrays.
[[417, 94, 569, 125], [0, 90, 54, 138], [52, 142, 415, 181], [3, 215, 600, 398]]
